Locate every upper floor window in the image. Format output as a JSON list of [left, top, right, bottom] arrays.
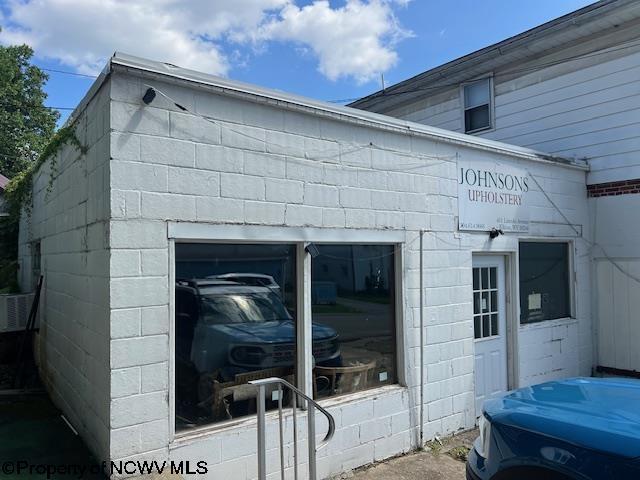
[[463, 78, 492, 133]]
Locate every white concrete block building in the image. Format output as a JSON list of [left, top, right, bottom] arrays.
[[19, 53, 592, 478]]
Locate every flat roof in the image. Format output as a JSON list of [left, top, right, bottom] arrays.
[[68, 52, 588, 170]]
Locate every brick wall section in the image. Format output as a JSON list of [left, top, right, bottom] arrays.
[[105, 70, 592, 479], [18, 81, 112, 460], [587, 178, 640, 197]]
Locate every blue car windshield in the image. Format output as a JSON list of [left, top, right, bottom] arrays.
[[199, 292, 291, 324]]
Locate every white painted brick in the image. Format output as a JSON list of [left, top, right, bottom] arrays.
[[170, 111, 220, 143], [286, 159, 323, 183], [140, 192, 196, 221], [111, 161, 168, 192], [111, 391, 167, 428], [111, 335, 168, 368], [265, 178, 303, 203], [221, 123, 265, 151], [111, 367, 140, 398], [111, 277, 168, 309], [140, 249, 168, 276], [345, 208, 376, 228], [140, 362, 168, 393], [111, 102, 169, 136], [195, 144, 243, 173], [245, 201, 285, 225], [196, 196, 244, 222], [340, 187, 371, 208], [111, 424, 142, 458], [140, 136, 195, 167], [285, 204, 323, 226], [110, 220, 167, 249], [305, 184, 339, 207], [141, 305, 169, 336], [322, 208, 346, 227], [111, 308, 141, 339], [244, 151, 286, 178], [220, 173, 265, 200], [111, 133, 140, 161], [111, 249, 140, 277], [168, 167, 220, 196]]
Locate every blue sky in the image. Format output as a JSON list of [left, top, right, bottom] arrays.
[[0, 0, 595, 124]]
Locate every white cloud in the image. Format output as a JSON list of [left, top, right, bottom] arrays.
[[0, 0, 411, 83], [258, 1, 412, 83]]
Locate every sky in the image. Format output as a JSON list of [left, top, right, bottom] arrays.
[[0, 0, 595, 124]]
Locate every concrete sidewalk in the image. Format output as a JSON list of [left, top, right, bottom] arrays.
[[347, 429, 478, 480]]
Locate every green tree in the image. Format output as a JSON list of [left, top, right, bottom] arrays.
[[0, 43, 58, 178], [0, 42, 58, 292]]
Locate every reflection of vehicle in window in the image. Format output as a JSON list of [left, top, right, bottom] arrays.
[[206, 273, 282, 297], [175, 279, 340, 423]]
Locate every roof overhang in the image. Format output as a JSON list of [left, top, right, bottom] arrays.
[[350, 0, 640, 112]]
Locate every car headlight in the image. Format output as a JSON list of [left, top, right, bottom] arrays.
[[474, 414, 491, 459], [230, 345, 266, 365]]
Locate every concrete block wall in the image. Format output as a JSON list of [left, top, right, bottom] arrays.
[[17, 80, 112, 460], [106, 67, 592, 479]]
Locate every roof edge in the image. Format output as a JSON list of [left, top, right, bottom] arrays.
[[350, 0, 631, 109], [110, 53, 588, 171]]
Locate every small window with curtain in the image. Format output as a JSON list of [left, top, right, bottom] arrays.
[[519, 242, 571, 324], [463, 78, 492, 133]]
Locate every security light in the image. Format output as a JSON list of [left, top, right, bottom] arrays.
[[142, 87, 156, 105]]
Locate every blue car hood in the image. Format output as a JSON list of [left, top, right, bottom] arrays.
[[484, 377, 640, 459], [209, 320, 337, 344]]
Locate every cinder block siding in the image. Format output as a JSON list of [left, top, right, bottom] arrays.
[[107, 69, 591, 478], [17, 81, 112, 460]]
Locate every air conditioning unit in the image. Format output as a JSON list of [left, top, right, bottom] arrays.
[[0, 293, 35, 333]]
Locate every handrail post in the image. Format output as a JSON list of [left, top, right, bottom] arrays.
[[257, 384, 267, 480], [250, 377, 334, 480], [307, 400, 317, 480]]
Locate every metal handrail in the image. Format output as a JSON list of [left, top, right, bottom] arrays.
[[249, 377, 336, 480]]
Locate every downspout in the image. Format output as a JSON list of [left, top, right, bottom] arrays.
[[419, 229, 425, 448]]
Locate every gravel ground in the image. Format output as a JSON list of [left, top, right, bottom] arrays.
[[347, 429, 478, 480]]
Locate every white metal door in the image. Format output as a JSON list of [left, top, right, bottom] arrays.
[[472, 256, 507, 416]]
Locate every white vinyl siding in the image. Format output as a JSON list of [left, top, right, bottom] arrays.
[[385, 40, 640, 185]]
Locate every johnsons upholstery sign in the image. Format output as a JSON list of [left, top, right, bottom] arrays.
[[457, 159, 530, 233]]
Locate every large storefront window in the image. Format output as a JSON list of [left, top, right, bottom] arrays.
[[311, 245, 397, 399], [175, 243, 297, 430], [519, 242, 571, 324]]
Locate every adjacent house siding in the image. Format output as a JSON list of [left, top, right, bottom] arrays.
[[107, 69, 591, 478], [381, 27, 640, 185], [17, 80, 112, 461]]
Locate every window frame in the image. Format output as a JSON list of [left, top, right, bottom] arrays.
[[517, 240, 575, 325], [460, 76, 495, 134], [168, 223, 405, 440]]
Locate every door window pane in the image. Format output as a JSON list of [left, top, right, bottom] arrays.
[[519, 242, 570, 324], [311, 245, 396, 399], [472, 266, 499, 339], [174, 243, 297, 430]]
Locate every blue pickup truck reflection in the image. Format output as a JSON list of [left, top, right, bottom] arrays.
[[176, 278, 341, 384]]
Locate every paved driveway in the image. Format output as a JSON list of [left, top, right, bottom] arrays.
[[349, 429, 477, 480]]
